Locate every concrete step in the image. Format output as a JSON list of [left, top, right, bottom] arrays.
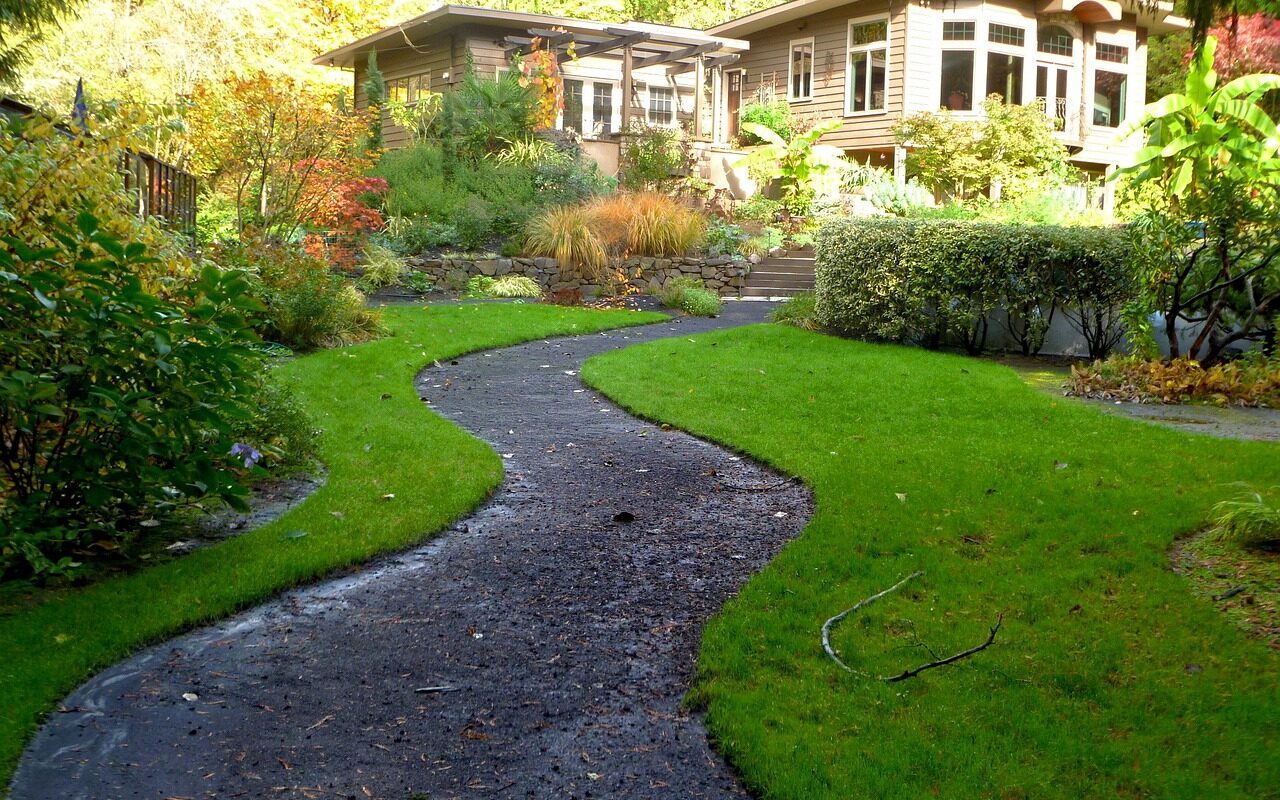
[[740, 285, 812, 299], [756, 257, 816, 270], [745, 275, 815, 289]]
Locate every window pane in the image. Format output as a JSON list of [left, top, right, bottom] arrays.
[[649, 86, 674, 124], [988, 23, 1025, 47], [940, 50, 974, 110], [564, 79, 583, 132], [943, 21, 974, 41], [791, 42, 813, 98], [986, 52, 1024, 104], [1093, 69, 1127, 126], [850, 20, 887, 45], [1038, 25, 1073, 56], [849, 51, 868, 111], [869, 48, 886, 110], [592, 82, 613, 134], [1096, 43, 1129, 63]]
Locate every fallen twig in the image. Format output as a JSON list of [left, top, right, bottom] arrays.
[[822, 571, 922, 674], [414, 685, 460, 694], [883, 614, 1003, 683]]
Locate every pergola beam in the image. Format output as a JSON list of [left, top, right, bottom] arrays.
[[667, 52, 739, 75], [632, 41, 720, 70], [559, 31, 650, 63]]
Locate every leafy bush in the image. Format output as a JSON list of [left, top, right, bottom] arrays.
[[440, 69, 536, 159], [619, 122, 692, 191], [660, 276, 721, 316], [738, 100, 794, 146], [705, 219, 748, 256], [384, 216, 461, 253], [864, 177, 934, 216], [740, 226, 784, 259], [464, 275, 496, 297], [486, 275, 542, 298], [734, 195, 782, 224], [401, 270, 434, 294], [1066, 353, 1280, 407], [815, 218, 1134, 356], [769, 291, 820, 330], [0, 214, 264, 578], [217, 241, 384, 350], [1210, 490, 1280, 549], [357, 242, 406, 291], [230, 375, 318, 472], [454, 198, 495, 250]]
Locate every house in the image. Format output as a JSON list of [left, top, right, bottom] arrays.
[[313, 5, 747, 175], [707, 0, 1189, 179]]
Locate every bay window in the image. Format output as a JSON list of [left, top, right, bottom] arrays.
[[846, 18, 888, 114], [790, 38, 814, 101]]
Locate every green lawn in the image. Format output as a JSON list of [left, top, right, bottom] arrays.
[[0, 302, 663, 785], [581, 324, 1279, 800]]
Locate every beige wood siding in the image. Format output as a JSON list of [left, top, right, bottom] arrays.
[[729, 0, 907, 153], [353, 30, 459, 150]]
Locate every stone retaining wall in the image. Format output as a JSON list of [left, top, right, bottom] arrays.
[[404, 252, 752, 297]]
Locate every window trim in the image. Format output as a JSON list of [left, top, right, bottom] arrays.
[[1090, 36, 1131, 129], [788, 36, 815, 102], [561, 77, 585, 134], [646, 84, 677, 127], [844, 14, 890, 117]]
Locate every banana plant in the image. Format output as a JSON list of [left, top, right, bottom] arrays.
[[734, 119, 845, 215], [1114, 35, 1280, 200]]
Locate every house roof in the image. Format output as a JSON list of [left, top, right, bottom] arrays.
[[314, 4, 748, 69], [707, 0, 1189, 37]]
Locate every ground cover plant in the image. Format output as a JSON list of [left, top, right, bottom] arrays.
[[581, 324, 1278, 799], [0, 302, 664, 784], [659, 276, 721, 317]]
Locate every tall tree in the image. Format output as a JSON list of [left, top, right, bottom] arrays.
[[0, 0, 82, 84]]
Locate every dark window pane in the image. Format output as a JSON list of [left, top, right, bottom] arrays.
[[940, 50, 974, 110], [649, 86, 674, 124], [943, 21, 975, 41], [849, 51, 869, 112], [850, 20, 887, 45], [986, 52, 1024, 104], [1093, 69, 1127, 126], [791, 42, 813, 98], [869, 48, 886, 110], [564, 79, 583, 132]]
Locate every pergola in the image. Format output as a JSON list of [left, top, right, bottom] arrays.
[[502, 23, 746, 139]]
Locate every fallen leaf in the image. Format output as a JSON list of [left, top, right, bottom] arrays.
[[896, 493, 908, 503]]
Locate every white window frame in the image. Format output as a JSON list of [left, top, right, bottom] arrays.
[[559, 77, 586, 134], [1090, 36, 1131, 130], [788, 36, 815, 102], [845, 14, 890, 117], [646, 84, 677, 127], [939, 18, 978, 112], [983, 20, 1029, 105], [589, 80, 617, 137]]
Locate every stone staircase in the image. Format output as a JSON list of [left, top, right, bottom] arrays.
[[740, 248, 815, 299]]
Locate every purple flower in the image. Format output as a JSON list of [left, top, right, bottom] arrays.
[[230, 443, 263, 469]]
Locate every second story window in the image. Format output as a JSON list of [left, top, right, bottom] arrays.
[[648, 85, 675, 125], [1093, 43, 1129, 127], [1037, 25, 1074, 56], [790, 38, 814, 101], [986, 23, 1026, 104], [940, 20, 975, 110], [847, 18, 889, 114]]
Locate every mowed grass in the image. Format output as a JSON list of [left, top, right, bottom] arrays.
[[581, 324, 1279, 800], [0, 302, 663, 784]]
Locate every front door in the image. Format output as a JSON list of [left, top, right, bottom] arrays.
[[726, 70, 742, 141]]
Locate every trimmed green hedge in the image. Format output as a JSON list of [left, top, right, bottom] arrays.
[[814, 218, 1134, 356]]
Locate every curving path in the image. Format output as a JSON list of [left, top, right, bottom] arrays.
[[12, 301, 812, 800]]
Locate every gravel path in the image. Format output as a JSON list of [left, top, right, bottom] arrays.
[[12, 301, 812, 800]]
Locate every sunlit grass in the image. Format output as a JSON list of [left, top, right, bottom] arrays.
[[0, 302, 663, 784], [582, 324, 1279, 800]]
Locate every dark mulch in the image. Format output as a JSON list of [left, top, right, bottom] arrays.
[[12, 301, 812, 800]]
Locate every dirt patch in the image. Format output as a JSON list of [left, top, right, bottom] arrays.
[[12, 301, 811, 800], [1171, 530, 1280, 650]]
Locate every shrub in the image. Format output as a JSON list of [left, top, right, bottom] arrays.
[[218, 241, 384, 350], [440, 69, 537, 159], [454, 198, 495, 250], [738, 99, 794, 146], [486, 275, 542, 298], [230, 375, 318, 472], [384, 216, 461, 253], [619, 122, 692, 191], [815, 218, 1134, 356], [1066, 353, 1280, 407], [464, 275, 496, 297], [705, 219, 748, 256], [660, 276, 721, 316], [0, 214, 264, 578], [401, 270, 435, 294], [769, 291, 820, 330], [864, 177, 934, 216], [734, 195, 782, 224], [525, 205, 608, 277], [357, 243, 406, 291], [1210, 490, 1280, 549]]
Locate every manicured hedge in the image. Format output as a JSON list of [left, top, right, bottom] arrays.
[[814, 218, 1135, 356]]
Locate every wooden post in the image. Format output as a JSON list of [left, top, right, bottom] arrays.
[[693, 54, 706, 139], [621, 45, 633, 131], [710, 65, 722, 143]]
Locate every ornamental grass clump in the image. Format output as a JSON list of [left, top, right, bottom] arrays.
[[524, 204, 608, 278], [1211, 490, 1280, 549]]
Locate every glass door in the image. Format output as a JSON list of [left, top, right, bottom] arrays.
[[1036, 63, 1070, 130]]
